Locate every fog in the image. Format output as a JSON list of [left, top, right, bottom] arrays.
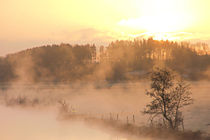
[[0, 105, 153, 140], [0, 81, 210, 139], [0, 106, 120, 140]]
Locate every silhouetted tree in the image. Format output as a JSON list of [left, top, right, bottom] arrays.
[[144, 67, 193, 130]]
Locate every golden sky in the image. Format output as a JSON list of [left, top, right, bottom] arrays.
[[1, 0, 210, 55]]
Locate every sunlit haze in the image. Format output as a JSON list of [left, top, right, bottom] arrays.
[[1, 0, 210, 55], [1, 1, 210, 139]]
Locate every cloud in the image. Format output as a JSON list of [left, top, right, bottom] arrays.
[[0, 28, 116, 56], [1, 28, 210, 56], [51, 28, 115, 46]]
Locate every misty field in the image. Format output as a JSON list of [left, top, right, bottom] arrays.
[[2, 0, 210, 139], [0, 81, 209, 140]]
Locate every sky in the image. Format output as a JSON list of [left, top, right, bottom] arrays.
[[1, 0, 210, 56]]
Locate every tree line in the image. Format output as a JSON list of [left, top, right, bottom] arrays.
[[103, 38, 210, 81], [0, 44, 95, 83], [0, 38, 210, 83]]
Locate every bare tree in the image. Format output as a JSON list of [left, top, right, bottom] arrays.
[[143, 67, 193, 130]]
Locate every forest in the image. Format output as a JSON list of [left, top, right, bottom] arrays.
[[0, 38, 210, 83]]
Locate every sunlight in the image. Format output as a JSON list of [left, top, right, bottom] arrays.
[[149, 32, 181, 41], [152, 32, 173, 41], [118, 0, 192, 41], [118, 15, 186, 41]]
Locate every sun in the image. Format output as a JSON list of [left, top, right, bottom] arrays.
[[118, 0, 191, 41]]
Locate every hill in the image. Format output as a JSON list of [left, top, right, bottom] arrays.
[[0, 38, 210, 83]]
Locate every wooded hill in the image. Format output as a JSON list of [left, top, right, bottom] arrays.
[[0, 38, 210, 83]]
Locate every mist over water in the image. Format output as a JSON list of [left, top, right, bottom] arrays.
[[0, 106, 123, 140], [186, 82, 210, 132], [0, 105, 156, 140], [0, 81, 209, 139]]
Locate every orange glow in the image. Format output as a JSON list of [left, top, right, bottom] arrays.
[[0, 0, 210, 55]]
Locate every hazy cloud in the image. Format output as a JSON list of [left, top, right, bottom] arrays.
[[0, 28, 116, 56]]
